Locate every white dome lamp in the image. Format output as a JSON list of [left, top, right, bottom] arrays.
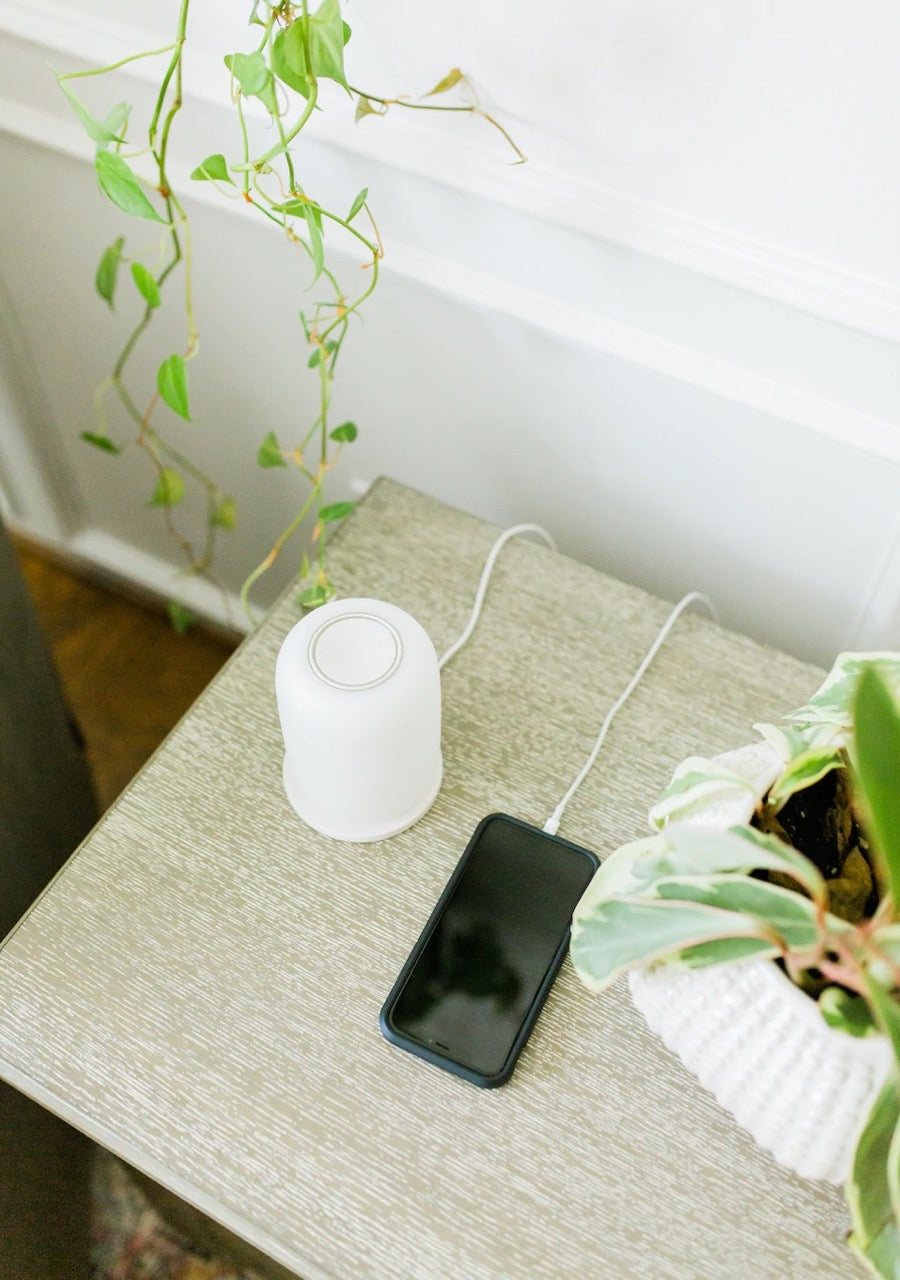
[[275, 598, 443, 842]]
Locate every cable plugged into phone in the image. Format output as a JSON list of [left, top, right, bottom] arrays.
[[542, 590, 717, 835]]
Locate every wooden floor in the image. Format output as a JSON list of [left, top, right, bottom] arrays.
[[14, 542, 238, 812]]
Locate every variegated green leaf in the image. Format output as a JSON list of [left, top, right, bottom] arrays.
[[573, 835, 670, 904], [765, 745, 844, 811], [570, 897, 774, 994], [653, 873, 825, 950], [847, 1078, 900, 1276], [677, 936, 776, 968], [866, 973, 900, 1064], [753, 720, 830, 762], [787, 652, 900, 730], [648, 756, 758, 829], [818, 986, 878, 1038], [665, 824, 828, 906]]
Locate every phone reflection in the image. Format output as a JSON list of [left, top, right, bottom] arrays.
[[397, 917, 522, 1021]]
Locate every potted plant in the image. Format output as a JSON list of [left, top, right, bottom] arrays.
[[53, 0, 521, 626], [570, 653, 900, 1278]]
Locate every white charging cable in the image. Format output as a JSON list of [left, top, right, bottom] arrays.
[[437, 522, 717, 838], [542, 589, 717, 834], [438, 524, 556, 669]]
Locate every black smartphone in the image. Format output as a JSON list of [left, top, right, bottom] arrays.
[[380, 813, 599, 1088]]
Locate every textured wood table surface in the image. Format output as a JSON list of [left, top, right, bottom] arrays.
[[0, 479, 864, 1278]]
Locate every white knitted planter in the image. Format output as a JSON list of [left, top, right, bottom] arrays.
[[628, 742, 893, 1184]]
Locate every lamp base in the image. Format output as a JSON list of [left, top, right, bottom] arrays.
[[281, 754, 443, 843]]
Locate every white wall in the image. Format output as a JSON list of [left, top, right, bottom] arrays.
[[1, 0, 899, 665]]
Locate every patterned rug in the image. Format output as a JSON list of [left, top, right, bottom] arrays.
[[91, 1150, 264, 1280]]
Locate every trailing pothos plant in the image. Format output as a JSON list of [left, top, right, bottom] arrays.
[[570, 653, 900, 1278], [55, 0, 522, 627]]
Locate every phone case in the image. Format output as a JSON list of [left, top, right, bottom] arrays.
[[379, 813, 599, 1088]]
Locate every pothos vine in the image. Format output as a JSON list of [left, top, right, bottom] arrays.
[[55, 0, 523, 628]]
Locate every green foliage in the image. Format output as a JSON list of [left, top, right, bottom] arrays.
[[855, 666, 900, 910], [848, 1080, 900, 1275], [156, 354, 190, 420], [149, 468, 185, 507], [131, 262, 161, 308], [319, 501, 354, 525], [65, 0, 521, 628], [225, 51, 278, 112], [571, 658, 900, 1280], [190, 154, 233, 183], [427, 68, 465, 96], [647, 756, 758, 829], [95, 236, 124, 308], [346, 188, 368, 221], [765, 744, 843, 811], [329, 421, 358, 443], [257, 432, 287, 468], [80, 431, 121, 454], [211, 497, 237, 530], [283, 0, 352, 92], [54, 70, 127, 143], [819, 986, 878, 1038], [95, 149, 163, 222], [570, 897, 777, 993], [167, 601, 197, 634], [298, 581, 335, 608]]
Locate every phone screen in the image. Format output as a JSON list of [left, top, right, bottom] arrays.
[[380, 814, 598, 1087]]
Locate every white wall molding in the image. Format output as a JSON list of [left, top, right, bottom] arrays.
[[4, 0, 900, 348], [3, 83, 900, 469]]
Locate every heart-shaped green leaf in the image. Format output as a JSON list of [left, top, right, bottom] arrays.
[[426, 67, 464, 97], [257, 432, 287, 468], [96, 150, 163, 222], [95, 236, 124, 308], [80, 431, 121, 454], [55, 71, 124, 143], [271, 28, 311, 97], [149, 468, 185, 507], [319, 501, 354, 525], [157, 355, 191, 420], [346, 187, 368, 222], [211, 497, 237, 529], [131, 262, 161, 308], [329, 421, 357, 443], [284, 0, 351, 92], [190, 153, 233, 184]]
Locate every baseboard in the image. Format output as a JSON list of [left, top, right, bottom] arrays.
[[9, 523, 250, 641]]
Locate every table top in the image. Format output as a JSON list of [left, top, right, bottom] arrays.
[[0, 478, 862, 1279]]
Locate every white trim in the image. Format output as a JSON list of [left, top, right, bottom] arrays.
[[3, 93, 900, 468], [3, 0, 900, 347], [0, 269, 82, 537], [5, 519, 251, 635]]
